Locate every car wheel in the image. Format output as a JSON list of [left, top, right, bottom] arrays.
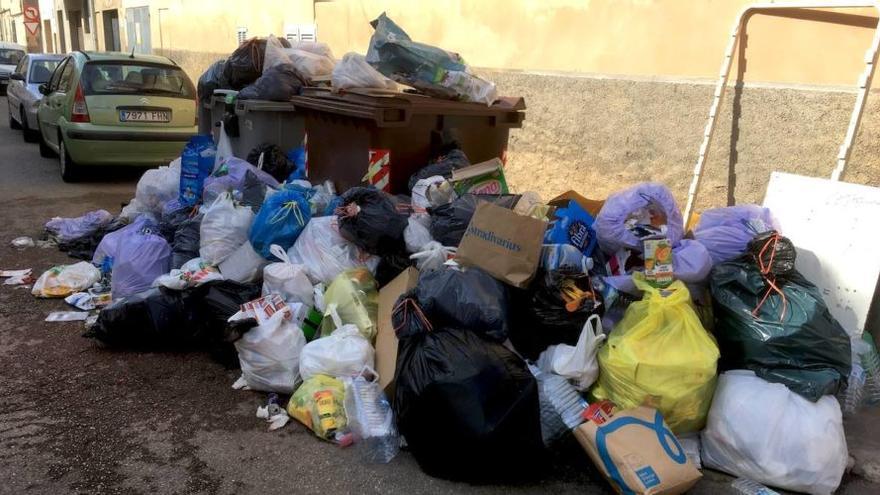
[[21, 109, 39, 143], [59, 135, 81, 182], [8, 103, 21, 130], [38, 122, 55, 158]]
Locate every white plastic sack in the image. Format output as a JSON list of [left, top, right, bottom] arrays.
[[287, 216, 380, 285], [218, 241, 266, 283], [264, 35, 335, 81], [332, 52, 396, 91], [155, 258, 224, 290], [411, 175, 446, 210], [199, 193, 254, 265], [214, 122, 233, 171], [299, 324, 375, 381], [701, 370, 848, 495], [442, 70, 498, 106], [32, 261, 101, 298], [404, 214, 434, 253], [234, 310, 307, 393], [537, 315, 606, 391], [135, 159, 181, 213], [409, 241, 455, 272], [262, 244, 313, 305]]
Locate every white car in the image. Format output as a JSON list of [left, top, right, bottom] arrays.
[[7, 53, 63, 142], [0, 41, 26, 94]]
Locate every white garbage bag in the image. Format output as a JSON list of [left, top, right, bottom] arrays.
[[537, 315, 605, 391], [331, 52, 396, 91], [287, 216, 380, 285], [700, 370, 848, 495], [299, 323, 374, 381], [135, 158, 181, 213], [404, 213, 433, 253], [233, 310, 306, 393], [199, 193, 254, 266], [218, 241, 266, 284], [262, 244, 313, 305], [264, 34, 335, 81], [409, 241, 455, 272], [32, 261, 101, 298]]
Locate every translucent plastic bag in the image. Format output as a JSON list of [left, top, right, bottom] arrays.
[[404, 213, 433, 253], [264, 35, 335, 81], [45, 209, 114, 244], [233, 309, 306, 393], [332, 52, 396, 91], [287, 374, 347, 440], [32, 261, 101, 298], [299, 323, 375, 380], [199, 193, 255, 265], [343, 370, 400, 463], [694, 205, 779, 265], [409, 241, 455, 272], [318, 268, 378, 341], [136, 159, 181, 213], [287, 216, 380, 285], [249, 188, 311, 259], [111, 229, 172, 299], [701, 371, 847, 495], [217, 241, 267, 284], [537, 315, 606, 391], [154, 258, 223, 290], [591, 275, 719, 433], [595, 182, 684, 254], [262, 245, 313, 305]]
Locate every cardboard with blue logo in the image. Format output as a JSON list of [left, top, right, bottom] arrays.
[[456, 200, 547, 288], [573, 406, 701, 495]]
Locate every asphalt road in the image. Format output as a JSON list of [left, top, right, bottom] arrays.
[[0, 98, 878, 495]]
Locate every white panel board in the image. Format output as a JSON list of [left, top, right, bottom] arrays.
[[763, 172, 880, 336]]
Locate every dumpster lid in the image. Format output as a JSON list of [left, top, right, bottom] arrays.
[[295, 87, 526, 113]]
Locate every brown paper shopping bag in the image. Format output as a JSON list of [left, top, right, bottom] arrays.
[[456, 200, 546, 288]]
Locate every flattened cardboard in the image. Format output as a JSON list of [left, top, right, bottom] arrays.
[[550, 190, 605, 218], [574, 406, 701, 495], [376, 267, 419, 398]]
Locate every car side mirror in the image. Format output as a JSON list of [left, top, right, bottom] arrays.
[[10, 73, 24, 81], [38, 83, 49, 95]]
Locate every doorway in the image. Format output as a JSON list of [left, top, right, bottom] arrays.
[[102, 10, 121, 51], [68, 10, 83, 50], [43, 20, 53, 53], [57, 10, 66, 53]]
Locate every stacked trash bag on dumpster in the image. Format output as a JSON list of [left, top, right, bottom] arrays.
[[34, 136, 880, 493], [25, 14, 880, 495]]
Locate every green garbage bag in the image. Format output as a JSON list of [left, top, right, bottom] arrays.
[[709, 260, 851, 401]]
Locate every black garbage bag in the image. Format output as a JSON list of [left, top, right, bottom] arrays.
[[58, 218, 126, 261], [509, 269, 602, 359], [413, 266, 510, 342], [407, 149, 470, 191], [238, 63, 305, 102], [710, 259, 851, 401], [223, 38, 272, 90], [375, 252, 413, 287], [87, 281, 260, 352], [429, 194, 520, 247], [171, 215, 202, 269], [336, 187, 409, 256], [392, 297, 545, 481], [199, 281, 263, 368], [239, 171, 268, 211], [246, 143, 294, 183], [746, 230, 796, 278], [197, 59, 228, 105]]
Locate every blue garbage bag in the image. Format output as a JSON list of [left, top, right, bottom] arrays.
[[249, 189, 312, 259], [286, 145, 307, 182]]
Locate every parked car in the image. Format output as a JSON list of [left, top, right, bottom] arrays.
[[37, 51, 198, 181], [7, 53, 64, 142], [0, 41, 26, 95]]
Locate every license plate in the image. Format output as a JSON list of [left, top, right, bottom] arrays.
[[119, 110, 171, 123]]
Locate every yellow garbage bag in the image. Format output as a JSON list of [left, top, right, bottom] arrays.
[[287, 374, 347, 440], [319, 268, 378, 342], [591, 274, 719, 433]]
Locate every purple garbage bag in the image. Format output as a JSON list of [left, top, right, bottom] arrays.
[[693, 205, 779, 265], [595, 183, 684, 254], [93, 216, 159, 266], [110, 229, 172, 299], [605, 239, 712, 295], [204, 157, 279, 192], [45, 210, 114, 243]]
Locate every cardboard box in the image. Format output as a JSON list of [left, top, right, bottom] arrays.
[[375, 267, 419, 398], [450, 158, 509, 195], [550, 190, 605, 218], [573, 406, 701, 495]]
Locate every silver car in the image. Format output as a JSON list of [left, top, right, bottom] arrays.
[[7, 53, 63, 142]]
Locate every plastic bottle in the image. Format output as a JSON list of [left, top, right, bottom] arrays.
[[544, 373, 588, 429], [347, 376, 399, 463], [861, 333, 880, 405], [842, 337, 870, 415], [730, 478, 780, 495]]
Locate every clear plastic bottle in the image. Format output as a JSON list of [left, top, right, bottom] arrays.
[[860, 333, 880, 405], [535, 370, 587, 445], [730, 478, 780, 495], [345, 376, 399, 463], [842, 337, 870, 415]]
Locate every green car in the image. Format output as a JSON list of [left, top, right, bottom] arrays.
[[37, 51, 198, 181]]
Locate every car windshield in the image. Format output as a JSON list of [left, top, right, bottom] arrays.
[[0, 49, 24, 65], [81, 62, 194, 98], [29, 60, 60, 84]]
